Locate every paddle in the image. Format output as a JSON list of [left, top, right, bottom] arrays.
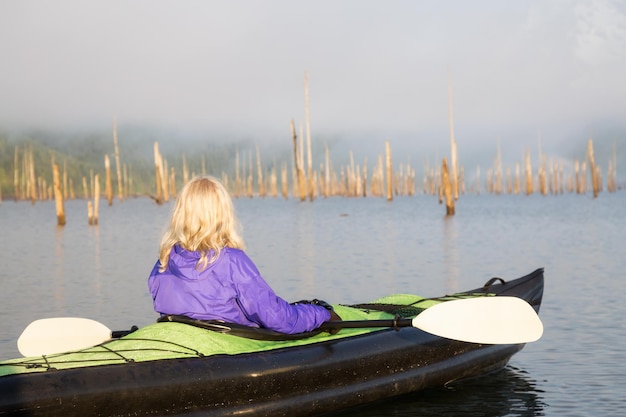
[[17, 318, 137, 357], [321, 296, 543, 344], [17, 296, 542, 357]]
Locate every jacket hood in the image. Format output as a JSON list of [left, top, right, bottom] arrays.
[[167, 244, 222, 281]]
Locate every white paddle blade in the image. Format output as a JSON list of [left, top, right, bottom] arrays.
[[18, 317, 112, 357], [412, 296, 543, 344]]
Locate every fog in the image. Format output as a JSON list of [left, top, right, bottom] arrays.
[[1, 0, 625, 168]]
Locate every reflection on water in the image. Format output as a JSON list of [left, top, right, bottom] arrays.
[[293, 203, 318, 295], [54, 225, 65, 312], [443, 215, 460, 293], [90, 224, 102, 299], [52, 215, 105, 315], [330, 366, 547, 417]]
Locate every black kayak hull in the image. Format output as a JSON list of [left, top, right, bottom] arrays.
[[0, 268, 544, 417]]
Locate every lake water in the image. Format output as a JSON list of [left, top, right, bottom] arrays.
[[1, 193, 625, 416]]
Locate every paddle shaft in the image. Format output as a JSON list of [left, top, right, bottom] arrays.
[[320, 319, 412, 331], [111, 326, 139, 339]]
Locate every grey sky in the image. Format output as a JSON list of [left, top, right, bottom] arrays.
[[1, 0, 625, 159]]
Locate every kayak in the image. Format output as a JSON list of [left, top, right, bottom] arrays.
[[0, 268, 544, 417]]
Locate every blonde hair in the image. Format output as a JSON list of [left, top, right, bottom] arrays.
[[158, 176, 245, 272]]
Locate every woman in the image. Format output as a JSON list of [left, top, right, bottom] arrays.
[[148, 176, 337, 334]]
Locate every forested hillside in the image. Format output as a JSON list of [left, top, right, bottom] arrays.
[[0, 128, 252, 200]]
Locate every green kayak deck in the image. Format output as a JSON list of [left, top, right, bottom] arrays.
[[0, 293, 453, 376]]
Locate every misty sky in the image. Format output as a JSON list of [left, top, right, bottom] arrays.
[[1, 0, 625, 159]]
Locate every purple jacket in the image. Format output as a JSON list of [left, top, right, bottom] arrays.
[[148, 245, 330, 334]]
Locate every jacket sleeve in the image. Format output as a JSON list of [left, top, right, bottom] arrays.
[[231, 252, 331, 334]]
